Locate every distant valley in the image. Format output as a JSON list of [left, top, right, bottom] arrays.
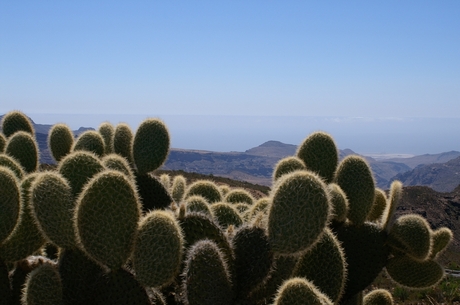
[[2, 115, 460, 192]]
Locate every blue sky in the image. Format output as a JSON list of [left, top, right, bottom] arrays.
[[1, 1, 459, 117]]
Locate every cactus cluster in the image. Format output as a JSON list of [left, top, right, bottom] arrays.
[[0, 111, 453, 305]]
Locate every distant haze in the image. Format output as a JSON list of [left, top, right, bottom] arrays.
[[20, 113, 460, 155]]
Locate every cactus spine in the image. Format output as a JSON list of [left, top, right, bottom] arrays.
[[48, 123, 74, 162], [5, 131, 39, 173], [1, 110, 34, 138], [0, 167, 21, 245]]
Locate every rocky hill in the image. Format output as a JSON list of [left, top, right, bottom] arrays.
[[390, 156, 460, 192]]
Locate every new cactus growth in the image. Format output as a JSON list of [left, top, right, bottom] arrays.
[[327, 183, 349, 223], [210, 202, 243, 229], [30, 171, 76, 249], [182, 240, 233, 305], [382, 181, 402, 231], [273, 277, 333, 305], [268, 170, 330, 255], [334, 155, 375, 226], [133, 210, 184, 288], [386, 255, 444, 288], [21, 262, 63, 305], [98, 122, 115, 155], [48, 123, 74, 162], [5, 131, 39, 173], [1, 110, 34, 138], [186, 180, 223, 204], [73, 130, 105, 158], [185, 195, 213, 217], [58, 151, 105, 197], [0, 167, 21, 245], [296, 131, 338, 184], [113, 123, 135, 165], [429, 227, 453, 259], [272, 156, 306, 181], [363, 289, 393, 305], [0, 154, 25, 179], [387, 214, 432, 261], [133, 118, 170, 174], [75, 170, 141, 270], [224, 189, 255, 205], [171, 175, 187, 203], [367, 188, 387, 223]]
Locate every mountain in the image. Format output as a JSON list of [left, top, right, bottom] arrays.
[[384, 151, 460, 169], [390, 156, 460, 192]]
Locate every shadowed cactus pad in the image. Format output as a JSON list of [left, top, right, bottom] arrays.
[[430, 227, 453, 259], [133, 210, 184, 288], [268, 171, 330, 255], [102, 153, 134, 179], [185, 195, 213, 217], [386, 255, 444, 288], [388, 214, 432, 261], [76, 170, 141, 269], [0, 133, 5, 152], [133, 118, 170, 174], [0, 173, 46, 262], [224, 189, 255, 205], [273, 277, 333, 305], [135, 173, 173, 212], [296, 131, 338, 184], [186, 180, 222, 204], [0, 167, 21, 245], [367, 188, 387, 223], [5, 131, 39, 173], [182, 240, 233, 305], [58, 151, 105, 197], [21, 262, 63, 305], [273, 156, 306, 181], [0, 154, 25, 179], [363, 289, 393, 305], [30, 172, 76, 249], [328, 183, 349, 223], [73, 130, 105, 157], [335, 155, 375, 225], [210, 202, 243, 229], [48, 123, 74, 162], [292, 229, 346, 303], [1, 110, 34, 138]]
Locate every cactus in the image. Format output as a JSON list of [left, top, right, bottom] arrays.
[[171, 175, 187, 203], [335, 155, 375, 226], [135, 173, 173, 212], [0, 167, 21, 245], [5, 131, 39, 173], [133, 118, 170, 174], [0, 173, 46, 262], [185, 195, 213, 217], [210, 202, 243, 229], [113, 123, 134, 165], [386, 255, 444, 288], [291, 229, 346, 303], [182, 240, 233, 305], [75, 170, 141, 270], [21, 262, 63, 305], [58, 151, 105, 197], [387, 214, 432, 261], [48, 123, 74, 162], [0, 133, 6, 153], [98, 122, 114, 154], [429, 227, 453, 259], [159, 173, 171, 190], [296, 131, 338, 184], [273, 156, 306, 181], [73, 130, 105, 157], [363, 289, 393, 305], [273, 277, 333, 305], [245, 197, 270, 221], [367, 188, 387, 223], [132, 210, 184, 288], [101, 153, 134, 179], [235, 202, 251, 215], [232, 225, 273, 300], [185, 180, 223, 204], [268, 170, 330, 255], [224, 188, 255, 205], [1, 110, 34, 138], [0, 153, 25, 179], [382, 181, 402, 231], [327, 183, 349, 223], [30, 171, 76, 249]]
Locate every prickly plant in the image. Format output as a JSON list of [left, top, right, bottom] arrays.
[[171, 175, 187, 203], [73, 130, 105, 157], [75, 170, 141, 270], [386, 255, 444, 288], [0, 153, 25, 179], [1, 110, 34, 138], [430, 227, 453, 259], [98, 122, 114, 154], [135, 172, 173, 212], [327, 183, 349, 224], [210, 202, 243, 229], [101, 153, 134, 179], [186, 180, 222, 204], [185, 195, 213, 217], [273, 277, 333, 305], [21, 262, 63, 305], [113, 123, 134, 165], [268, 170, 330, 255], [159, 173, 171, 190], [367, 188, 387, 223], [48, 123, 74, 162], [224, 188, 255, 205], [30, 171, 76, 249], [0, 133, 6, 153], [132, 118, 170, 174], [132, 210, 184, 288], [363, 289, 393, 305], [0, 167, 21, 245], [272, 156, 306, 181], [5, 131, 39, 173], [296, 131, 338, 183]]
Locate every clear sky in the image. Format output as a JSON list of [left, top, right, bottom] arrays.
[[1, 1, 459, 117]]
